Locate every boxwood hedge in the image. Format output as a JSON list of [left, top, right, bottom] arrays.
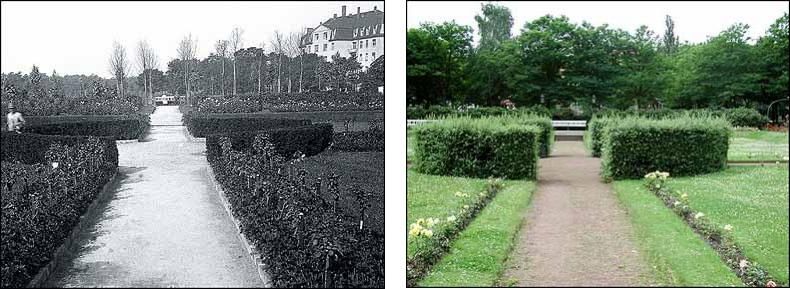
[[206, 123, 333, 163], [1, 132, 118, 166], [500, 115, 554, 158], [183, 112, 312, 137], [20, 114, 150, 140], [588, 116, 619, 157], [412, 117, 540, 180], [601, 116, 731, 180]]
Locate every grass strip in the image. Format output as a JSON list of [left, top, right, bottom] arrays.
[[613, 181, 743, 286], [406, 170, 504, 286], [418, 180, 535, 287]]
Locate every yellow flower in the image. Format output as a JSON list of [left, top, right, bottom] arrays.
[[408, 226, 421, 237], [416, 218, 427, 226], [454, 191, 465, 197], [694, 212, 705, 219], [681, 193, 688, 200], [447, 215, 457, 222], [423, 229, 433, 238], [463, 205, 470, 210], [723, 224, 733, 231]]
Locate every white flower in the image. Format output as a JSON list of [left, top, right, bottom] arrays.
[[681, 193, 688, 200], [723, 224, 733, 231], [454, 191, 466, 198], [463, 205, 470, 210], [446, 215, 457, 222], [423, 229, 433, 238], [51, 162, 59, 169], [738, 259, 749, 270], [694, 212, 705, 219], [673, 201, 681, 206]]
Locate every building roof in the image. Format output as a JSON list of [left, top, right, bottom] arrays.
[[301, 9, 384, 46]]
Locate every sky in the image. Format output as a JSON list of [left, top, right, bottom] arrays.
[[408, 1, 788, 46], [1, 1, 384, 78]]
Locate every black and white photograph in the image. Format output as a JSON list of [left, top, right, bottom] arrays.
[[1, 1, 384, 288]]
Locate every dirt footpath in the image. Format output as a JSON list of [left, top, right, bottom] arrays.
[[500, 141, 654, 286]]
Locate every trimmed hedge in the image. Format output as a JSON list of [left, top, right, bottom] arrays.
[[183, 112, 312, 137], [504, 115, 554, 158], [594, 107, 768, 128], [206, 123, 333, 163], [1, 132, 118, 166], [601, 116, 731, 180], [1, 136, 118, 288], [412, 117, 540, 180], [588, 116, 619, 157], [331, 120, 384, 152], [21, 115, 150, 140]]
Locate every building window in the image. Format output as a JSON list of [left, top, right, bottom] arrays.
[[365, 53, 368, 61], [323, 32, 327, 39], [352, 41, 356, 49], [323, 44, 327, 51], [366, 40, 369, 48], [314, 44, 318, 52], [331, 43, 334, 50], [372, 52, 376, 59], [372, 39, 376, 47], [314, 34, 318, 40]]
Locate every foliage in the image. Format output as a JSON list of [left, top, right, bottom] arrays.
[[330, 120, 384, 152], [407, 21, 474, 105], [182, 112, 311, 137], [1, 132, 118, 166], [208, 134, 383, 287], [205, 124, 333, 160], [642, 170, 786, 286], [1, 137, 117, 288], [412, 116, 540, 180], [406, 174, 504, 286], [18, 115, 150, 140], [265, 91, 384, 112], [601, 116, 731, 180]]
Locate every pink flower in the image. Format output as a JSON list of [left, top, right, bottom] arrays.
[[766, 280, 777, 287]]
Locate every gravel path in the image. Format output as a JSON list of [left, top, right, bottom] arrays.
[[500, 141, 653, 286], [45, 106, 264, 287]]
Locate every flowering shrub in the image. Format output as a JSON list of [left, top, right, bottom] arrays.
[[1, 136, 118, 288], [643, 172, 783, 287], [406, 178, 503, 286], [209, 135, 383, 287]]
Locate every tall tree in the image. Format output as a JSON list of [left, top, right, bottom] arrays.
[[290, 29, 308, 92], [108, 41, 130, 100], [662, 15, 679, 54], [271, 30, 285, 93], [214, 40, 229, 95], [474, 3, 514, 49], [177, 34, 198, 104], [229, 27, 244, 95]]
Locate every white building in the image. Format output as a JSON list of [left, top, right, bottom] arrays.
[[300, 5, 384, 69]]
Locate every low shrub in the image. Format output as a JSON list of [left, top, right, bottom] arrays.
[[1, 137, 118, 288], [331, 120, 384, 152], [208, 136, 383, 287], [601, 116, 731, 180], [206, 124, 333, 163], [412, 117, 540, 180], [1, 132, 118, 166], [20, 115, 150, 140], [721, 107, 769, 128], [184, 112, 312, 137]]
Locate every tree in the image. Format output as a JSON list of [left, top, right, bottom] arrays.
[[757, 12, 789, 119], [271, 30, 285, 93], [108, 41, 130, 100], [406, 21, 473, 104], [214, 40, 229, 95], [289, 29, 308, 92], [474, 3, 514, 49], [177, 34, 198, 104], [136, 40, 158, 105], [662, 15, 680, 54], [229, 27, 244, 95]]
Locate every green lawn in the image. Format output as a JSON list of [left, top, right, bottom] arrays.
[[728, 130, 789, 161], [667, 166, 789, 284], [406, 170, 489, 234], [613, 181, 743, 286], [418, 179, 535, 287]]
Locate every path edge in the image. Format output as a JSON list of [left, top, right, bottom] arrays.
[[26, 169, 120, 288], [206, 164, 272, 287]]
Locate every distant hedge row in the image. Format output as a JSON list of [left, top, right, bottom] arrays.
[[183, 112, 312, 137], [205, 124, 334, 163], [408, 105, 768, 128], [1, 114, 150, 140], [412, 117, 541, 180], [600, 116, 731, 180], [1, 133, 118, 288]]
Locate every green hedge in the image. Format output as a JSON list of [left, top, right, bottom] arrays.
[[505, 115, 554, 158], [601, 116, 731, 180], [593, 108, 768, 128], [20, 115, 150, 140], [1, 132, 119, 166], [184, 112, 312, 137], [412, 117, 540, 180], [206, 123, 333, 162], [588, 116, 619, 157]]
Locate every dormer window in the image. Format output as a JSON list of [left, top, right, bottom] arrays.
[[314, 34, 318, 40]]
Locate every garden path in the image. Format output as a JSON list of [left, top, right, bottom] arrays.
[[500, 141, 654, 286], [45, 106, 265, 287]]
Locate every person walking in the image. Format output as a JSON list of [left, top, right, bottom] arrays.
[[6, 102, 26, 133]]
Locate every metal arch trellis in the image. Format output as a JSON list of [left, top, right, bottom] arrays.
[[766, 96, 789, 123]]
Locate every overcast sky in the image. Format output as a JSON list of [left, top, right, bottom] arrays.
[[1, 1, 384, 78], [408, 1, 788, 46]]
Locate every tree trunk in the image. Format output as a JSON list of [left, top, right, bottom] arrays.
[[299, 54, 303, 93], [233, 60, 237, 95], [221, 58, 226, 96], [277, 54, 282, 94], [142, 69, 148, 106]]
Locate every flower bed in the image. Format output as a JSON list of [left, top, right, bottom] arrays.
[[406, 176, 503, 286], [601, 116, 731, 180], [412, 116, 540, 180], [208, 132, 383, 287], [643, 171, 784, 287], [0, 134, 118, 288]]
